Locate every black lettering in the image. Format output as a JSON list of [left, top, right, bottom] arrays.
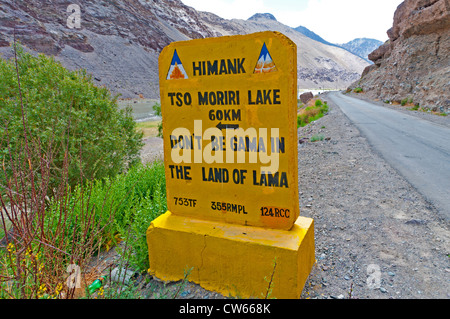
[[263, 90, 272, 104], [280, 172, 288, 188], [223, 109, 230, 121], [229, 91, 236, 105], [238, 137, 246, 151], [198, 92, 208, 105], [227, 59, 237, 74], [217, 91, 224, 105], [246, 137, 257, 152], [219, 59, 228, 75], [207, 60, 218, 75], [211, 136, 219, 151], [203, 167, 229, 183], [247, 89, 280, 105], [267, 172, 279, 187], [184, 166, 192, 180], [209, 92, 217, 105], [176, 92, 183, 107], [279, 138, 285, 153], [168, 92, 176, 105], [193, 61, 201, 76], [175, 165, 183, 179], [253, 171, 288, 188], [169, 165, 191, 180], [258, 137, 266, 152], [232, 109, 241, 121], [231, 137, 238, 151], [256, 90, 263, 105], [237, 58, 245, 73], [170, 135, 178, 149], [260, 173, 267, 186], [193, 59, 245, 77], [273, 89, 281, 104], [184, 93, 192, 105], [248, 90, 255, 105]]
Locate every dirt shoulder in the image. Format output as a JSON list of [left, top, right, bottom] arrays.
[[345, 92, 450, 128], [299, 92, 449, 299]]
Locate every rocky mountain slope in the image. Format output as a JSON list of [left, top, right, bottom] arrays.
[[349, 0, 449, 111], [0, 0, 368, 99]]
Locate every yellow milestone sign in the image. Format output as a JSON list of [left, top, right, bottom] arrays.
[[159, 31, 298, 230], [149, 31, 315, 299]]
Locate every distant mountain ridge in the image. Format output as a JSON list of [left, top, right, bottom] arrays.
[[338, 38, 384, 63], [248, 13, 277, 21], [293, 25, 383, 63], [198, 11, 369, 90], [293, 25, 339, 48]]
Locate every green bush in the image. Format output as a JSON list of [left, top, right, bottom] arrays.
[[45, 160, 166, 253], [0, 45, 143, 195], [297, 100, 329, 128], [1, 160, 166, 298], [44, 160, 166, 272], [152, 102, 163, 138], [401, 98, 408, 106], [310, 134, 325, 142], [353, 87, 363, 93]]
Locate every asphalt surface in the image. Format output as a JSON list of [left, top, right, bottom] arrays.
[[327, 92, 450, 220]]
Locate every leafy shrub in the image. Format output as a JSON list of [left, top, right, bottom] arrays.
[[297, 100, 329, 128], [0, 45, 143, 196], [0, 44, 163, 299], [310, 134, 325, 142], [152, 102, 163, 138], [1, 160, 166, 298], [45, 161, 166, 256], [353, 87, 363, 93]]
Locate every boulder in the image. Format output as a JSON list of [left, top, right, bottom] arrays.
[[300, 92, 314, 105]]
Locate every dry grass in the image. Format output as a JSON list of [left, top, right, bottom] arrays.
[[298, 106, 321, 118], [136, 120, 161, 138]]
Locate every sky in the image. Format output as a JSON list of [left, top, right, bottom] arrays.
[[181, 0, 404, 44]]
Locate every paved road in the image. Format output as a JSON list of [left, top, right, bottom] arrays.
[[327, 92, 450, 220]]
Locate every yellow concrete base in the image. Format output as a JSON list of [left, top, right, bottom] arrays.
[[146, 212, 315, 299]]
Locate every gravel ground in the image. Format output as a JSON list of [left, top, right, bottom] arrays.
[[102, 92, 449, 300], [298, 92, 449, 299]]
